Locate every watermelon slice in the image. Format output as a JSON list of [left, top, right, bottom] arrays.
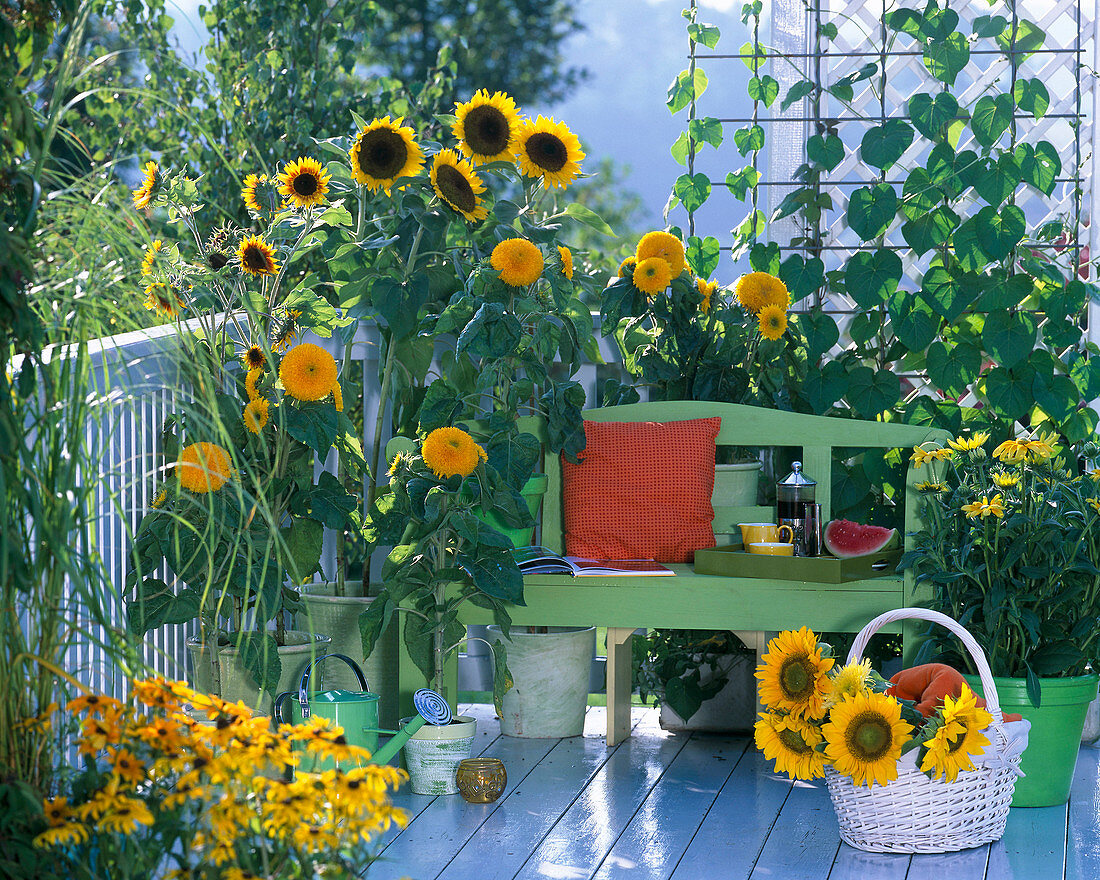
[[823, 519, 898, 558]]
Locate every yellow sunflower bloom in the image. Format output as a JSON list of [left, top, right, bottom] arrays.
[[961, 493, 1004, 519], [910, 446, 953, 467], [349, 116, 424, 194], [632, 257, 673, 296], [617, 256, 637, 278], [245, 367, 263, 401], [697, 278, 718, 314], [242, 345, 266, 371], [141, 239, 165, 276], [454, 90, 521, 163], [736, 271, 789, 313], [515, 115, 585, 189], [43, 797, 70, 827], [131, 160, 164, 209], [920, 684, 993, 782], [244, 398, 270, 435], [271, 308, 302, 353], [755, 627, 834, 720], [490, 238, 543, 287], [758, 304, 788, 341], [97, 796, 155, 835], [947, 431, 990, 452], [635, 231, 686, 279], [237, 235, 279, 277], [279, 343, 339, 402], [430, 148, 488, 222], [558, 245, 574, 280], [143, 282, 186, 320], [1088, 498, 1100, 514], [828, 659, 873, 707], [992, 472, 1019, 489], [278, 156, 330, 209], [822, 690, 912, 788], [421, 426, 487, 479], [176, 442, 234, 493], [241, 172, 279, 216], [34, 822, 90, 848], [754, 712, 827, 780]]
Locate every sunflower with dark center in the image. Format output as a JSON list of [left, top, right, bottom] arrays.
[[237, 235, 279, 277], [349, 116, 424, 194], [143, 282, 186, 319], [430, 149, 488, 222], [823, 690, 912, 787], [241, 172, 280, 215], [278, 156, 330, 209], [516, 115, 585, 189], [755, 626, 834, 720], [131, 160, 164, 209], [453, 89, 522, 163]]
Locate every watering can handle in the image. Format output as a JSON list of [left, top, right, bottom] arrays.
[[295, 652, 370, 720]]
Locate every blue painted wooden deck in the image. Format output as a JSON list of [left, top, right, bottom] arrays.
[[365, 704, 1100, 880]]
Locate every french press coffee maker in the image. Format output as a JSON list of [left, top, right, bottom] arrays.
[[777, 461, 819, 556]]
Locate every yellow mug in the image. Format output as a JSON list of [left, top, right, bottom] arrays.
[[738, 522, 794, 546], [749, 542, 795, 556]]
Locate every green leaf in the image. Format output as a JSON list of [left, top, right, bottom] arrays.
[[846, 183, 898, 241], [685, 236, 721, 278], [982, 311, 1037, 369], [673, 172, 712, 212], [689, 116, 725, 149], [975, 272, 1033, 311], [976, 204, 1026, 262], [781, 80, 815, 111], [725, 166, 760, 201], [997, 20, 1045, 58], [794, 310, 839, 359], [952, 215, 989, 272], [888, 291, 939, 351], [371, 276, 429, 340], [846, 366, 901, 418], [1033, 372, 1079, 423], [1070, 357, 1100, 402], [984, 366, 1033, 420], [282, 401, 339, 457], [1014, 78, 1050, 119], [970, 93, 1014, 147], [749, 241, 781, 274], [456, 547, 525, 604], [296, 471, 359, 530], [908, 92, 959, 142], [237, 632, 281, 695], [563, 202, 617, 237], [670, 131, 691, 165], [920, 266, 979, 323], [688, 22, 721, 48], [491, 638, 513, 716], [1018, 141, 1061, 196], [973, 15, 1008, 38], [886, 7, 924, 38], [1029, 641, 1083, 676], [127, 582, 202, 635], [733, 124, 765, 156], [667, 68, 706, 113], [844, 249, 902, 308], [457, 302, 522, 358], [973, 154, 1020, 207], [800, 360, 847, 411], [778, 254, 825, 304], [927, 341, 981, 396], [924, 32, 970, 85], [279, 518, 323, 582], [900, 168, 942, 221], [806, 133, 844, 171], [902, 206, 959, 256], [861, 119, 915, 171], [738, 41, 766, 71], [746, 75, 779, 108]]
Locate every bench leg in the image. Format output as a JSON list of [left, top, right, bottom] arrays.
[[606, 627, 635, 747]]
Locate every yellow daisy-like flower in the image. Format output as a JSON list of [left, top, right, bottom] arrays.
[[242, 345, 266, 371], [1087, 498, 1100, 514], [453, 90, 521, 163], [992, 472, 1020, 489], [823, 690, 912, 788], [151, 489, 168, 508], [992, 438, 1026, 463], [97, 796, 155, 835], [106, 747, 146, 787], [558, 245, 574, 280], [293, 823, 340, 852], [245, 367, 263, 402], [278, 156, 330, 209], [279, 343, 339, 402], [697, 277, 718, 314], [237, 235, 279, 277], [961, 493, 1004, 519], [421, 426, 487, 480], [1088, 468, 1100, 480], [490, 238, 544, 287], [758, 304, 788, 341], [430, 149, 488, 222], [131, 160, 163, 209], [754, 712, 827, 780], [632, 257, 673, 296], [68, 692, 123, 717], [141, 239, 165, 276], [910, 446, 953, 467], [755, 627, 834, 720], [43, 797, 69, 827], [915, 481, 949, 493], [515, 115, 585, 189], [947, 431, 990, 452], [736, 271, 789, 314], [920, 684, 993, 782], [244, 398, 270, 435], [176, 442, 234, 493], [617, 256, 637, 278], [635, 231, 686, 279], [349, 116, 424, 194], [222, 869, 260, 880], [828, 659, 873, 707], [1024, 431, 1058, 463], [34, 822, 90, 848], [241, 172, 279, 216], [143, 282, 186, 320]]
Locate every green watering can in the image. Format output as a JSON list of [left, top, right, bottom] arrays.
[[273, 653, 451, 768]]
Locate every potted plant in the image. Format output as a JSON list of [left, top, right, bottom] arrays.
[[902, 430, 1100, 806], [125, 162, 364, 713], [360, 425, 523, 793]]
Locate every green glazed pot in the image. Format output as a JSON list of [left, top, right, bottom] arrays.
[[475, 473, 549, 548]]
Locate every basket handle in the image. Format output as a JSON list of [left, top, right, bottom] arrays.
[[846, 608, 1006, 733]]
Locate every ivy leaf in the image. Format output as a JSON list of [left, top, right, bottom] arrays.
[[725, 166, 760, 201], [749, 241, 781, 274], [984, 366, 1033, 420], [975, 272, 1033, 311], [973, 154, 1020, 207], [908, 92, 959, 142], [685, 236, 721, 278], [806, 133, 844, 171], [846, 183, 897, 241], [688, 22, 721, 48], [927, 341, 981, 397], [900, 167, 942, 221], [747, 75, 779, 108], [861, 119, 915, 171], [886, 7, 924, 38], [846, 366, 901, 418], [778, 254, 825, 304], [1070, 357, 1100, 402], [1033, 373, 1078, 424], [982, 311, 1037, 369], [888, 291, 939, 351], [920, 266, 975, 323], [1014, 78, 1050, 119], [902, 206, 958, 256], [733, 124, 765, 155], [793, 310, 839, 359], [673, 172, 712, 211], [800, 360, 847, 411], [1018, 141, 1060, 196], [970, 94, 1014, 147], [670, 131, 691, 165], [689, 116, 725, 149], [997, 20, 1045, 58], [976, 204, 1026, 262], [843, 249, 902, 309], [923, 32, 969, 85], [952, 215, 987, 272], [667, 67, 709, 113], [781, 80, 815, 111]]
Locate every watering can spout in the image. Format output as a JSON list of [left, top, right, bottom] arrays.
[[370, 714, 426, 765], [369, 689, 452, 766]]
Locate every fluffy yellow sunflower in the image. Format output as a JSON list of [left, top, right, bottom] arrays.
[[697, 278, 718, 314], [278, 157, 330, 209], [947, 431, 991, 452], [758, 304, 788, 341], [143, 282, 186, 320], [131, 161, 163, 209], [828, 659, 874, 708], [736, 271, 789, 313], [349, 116, 424, 194], [754, 712, 827, 780], [558, 245, 574, 280], [961, 493, 1004, 519], [244, 398, 270, 435], [245, 367, 263, 402], [635, 231, 686, 278], [920, 684, 992, 782], [430, 149, 488, 222], [237, 235, 279, 277], [141, 240, 166, 276], [279, 343, 339, 402], [515, 115, 585, 189], [421, 426, 487, 479], [453, 90, 521, 163], [755, 627, 834, 720], [617, 256, 637, 278], [176, 442, 233, 493], [823, 690, 912, 788], [241, 172, 279, 216], [242, 345, 266, 371], [632, 257, 673, 296], [490, 238, 543, 287]]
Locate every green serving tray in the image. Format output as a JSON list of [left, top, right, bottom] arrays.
[[693, 544, 902, 583]]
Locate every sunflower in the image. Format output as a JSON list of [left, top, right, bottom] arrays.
[[237, 235, 279, 277], [430, 149, 488, 222], [947, 431, 990, 452], [141, 240, 166, 276], [490, 238, 543, 287], [736, 271, 789, 313], [176, 442, 234, 493], [143, 282, 186, 320], [131, 161, 164, 209], [244, 398, 270, 435], [279, 343, 339, 402], [107, 747, 146, 787], [823, 690, 912, 788], [97, 797, 155, 835], [34, 822, 90, 848], [242, 345, 266, 371], [758, 304, 788, 341], [755, 627, 834, 720], [915, 481, 949, 493], [697, 278, 717, 314], [617, 256, 637, 278], [961, 493, 1004, 519], [632, 257, 672, 296], [828, 659, 874, 708], [754, 712, 827, 780], [278, 157, 330, 209], [421, 426, 487, 479], [245, 367, 263, 402], [349, 116, 424, 193], [920, 684, 993, 782], [453, 90, 521, 163], [635, 231, 686, 278], [241, 172, 280, 216], [558, 245, 574, 280], [910, 446, 953, 467], [515, 115, 585, 189], [271, 308, 302, 353]]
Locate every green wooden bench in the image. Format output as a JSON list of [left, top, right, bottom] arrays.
[[398, 400, 952, 745]]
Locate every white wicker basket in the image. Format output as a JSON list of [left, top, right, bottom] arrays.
[[825, 608, 1030, 854]]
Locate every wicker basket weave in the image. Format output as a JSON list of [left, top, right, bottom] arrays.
[[825, 608, 1029, 854]]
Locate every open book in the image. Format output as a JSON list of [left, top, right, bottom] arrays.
[[512, 546, 673, 577]]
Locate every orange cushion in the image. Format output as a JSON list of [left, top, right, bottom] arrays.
[[562, 417, 720, 563]]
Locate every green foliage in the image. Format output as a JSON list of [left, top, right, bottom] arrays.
[[633, 630, 753, 722]]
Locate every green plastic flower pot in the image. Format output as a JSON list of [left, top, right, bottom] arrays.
[[475, 473, 548, 548], [966, 672, 1099, 807]]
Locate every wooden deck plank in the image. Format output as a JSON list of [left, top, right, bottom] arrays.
[[907, 845, 989, 878], [1067, 745, 1100, 880], [986, 804, 1068, 880], [827, 845, 909, 880], [748, 778, 838, 879], [591, 734, 749, 880]]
